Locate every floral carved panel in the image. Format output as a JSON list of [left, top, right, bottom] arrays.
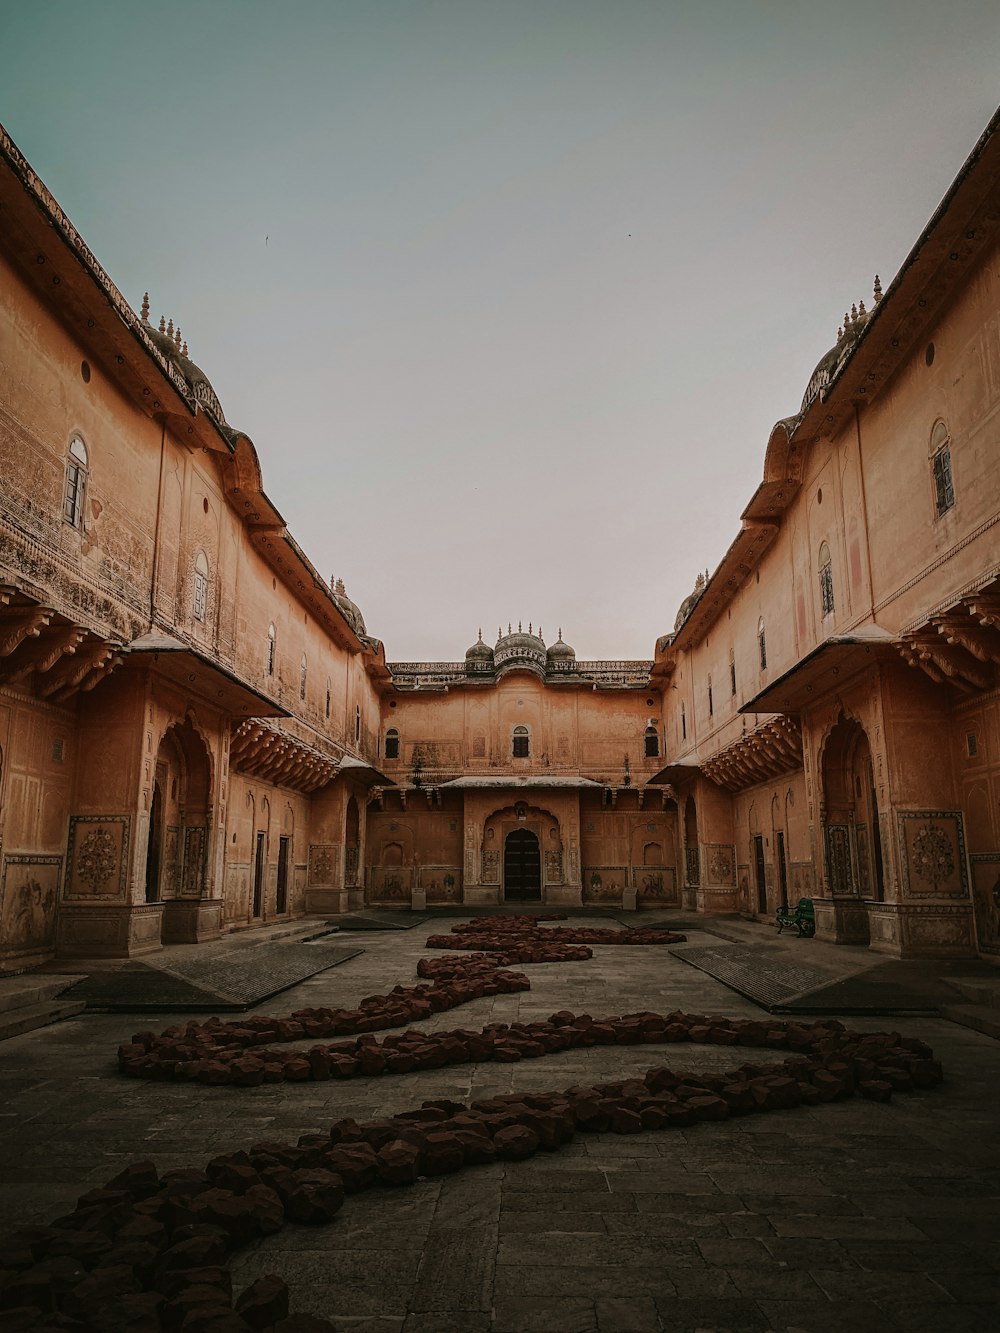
[[898, 812, 969, 900], [65, 816, 130, 900]]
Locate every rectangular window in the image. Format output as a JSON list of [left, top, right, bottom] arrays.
[[819, 563, 835, 616], [63, 464, 84, 526], [933, 447, 955, 515], [193, 571, 207, 622]]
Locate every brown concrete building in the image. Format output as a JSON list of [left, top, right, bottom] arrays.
[[2, 108, 1000, 969]]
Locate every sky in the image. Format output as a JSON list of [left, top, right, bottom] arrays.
[[1, 2, 998, 660]]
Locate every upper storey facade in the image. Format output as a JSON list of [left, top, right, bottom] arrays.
[[0, 123, 388, 962], [653, 107, 1000, 958]]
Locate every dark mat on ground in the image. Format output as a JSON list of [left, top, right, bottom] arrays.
[[780, 958, 1000, 1015], [331, 912, 425, 930], [670, 943, 830, 1010], [61, 942, 364, 1011]]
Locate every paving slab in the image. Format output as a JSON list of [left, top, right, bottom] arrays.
[[59, 939, 363, 1009], [1, 910, 999, 1331]]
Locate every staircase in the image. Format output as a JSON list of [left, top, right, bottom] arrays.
[[0, 975, 87, 1041]]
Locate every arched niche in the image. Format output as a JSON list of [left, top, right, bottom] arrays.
[[146, 718, 213, 932], [821, 712, 884, 915]]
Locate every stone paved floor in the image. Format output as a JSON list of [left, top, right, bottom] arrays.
[[2, 917, 1000, 1332]]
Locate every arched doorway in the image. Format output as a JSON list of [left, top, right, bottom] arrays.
[[144, 780, 163, 903], [147, 718, 212, 942], [684, 797, 700, 887], [345, 796, 360, 890], [822, 714, 884, 944], [504, 828, 541, 902]]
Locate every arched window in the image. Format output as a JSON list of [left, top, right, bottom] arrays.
[[299, 653, 307, 701], [512, 725, 530, 758], [930, 419, 954, 516], [757, 617, 767, 671], [729, 649, 737, 697], [193, 551, 209, 622], [63, 435, 88, 527], [644, 724, 659, 758], [818, 542, 835, 617], [385, 727, 400, 760], [266, 623, 276, 676]]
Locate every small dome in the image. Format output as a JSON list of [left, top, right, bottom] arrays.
[[465, 629, 494, 664], [674, 569, 709, 632], [546, 628, 575, 663], [494, 622, 547, 678], [332, 577, 366, 635], [144, 316, 226, 422], [800, 279, 882, 414]]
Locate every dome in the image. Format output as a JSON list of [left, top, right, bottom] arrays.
[[800, 278, 882, 414], [465, 628, 494, 664], [332, 577, 366, 635], [674, 570, 709, 632], [494, 622, 547, 678], [546, 628, 576, 664], [143, 311, 226, 423]]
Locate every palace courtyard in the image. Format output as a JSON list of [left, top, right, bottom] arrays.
[[1, 913, 999, 1332]]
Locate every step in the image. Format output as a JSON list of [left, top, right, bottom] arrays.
[[0, 999, 87, 1042], [941, 1004, 1000, 1041], [942, 978, 1000, 1009], [0, 976, 85, 1016]]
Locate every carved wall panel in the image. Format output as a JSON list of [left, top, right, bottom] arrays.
[[418, 866, 462, 903], [970, 854, 1000, 956], [636, 866, 677, 904], [65, 815, 130, 900], [308, 844, 337, 886], [369, 867, 412, 902], [897, 812, 969, 899], [0, 855, 60, 954], [583, 866, 627, 902], [825, 824, 853, 895], [704, 843, 736, 886], [544, 849, 563, 884]]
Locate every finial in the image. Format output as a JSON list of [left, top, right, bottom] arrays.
[[850, 303, 858, 326], [140, 292, 150, 321], [538, 625, 543, 641], [858, 298, 866, 319], [837, 325, 844, 342], [528, 622, 532, 635], [166, 318, 174, 340], [558, 627, 563, 641], [336, 578, 346, 595], [518, 620, 522, 633], [497, 627, 502, 642], [508, 623, 512, 635], [159, 315, 166, 333], [873, 273, 882, 303], [174, 326, 183, 351], [477, 627, 483, 643], [843, 312, 850, 336], [181, 341, 188, 356]]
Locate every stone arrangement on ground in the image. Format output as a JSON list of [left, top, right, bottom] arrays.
[[0, 918, 947, 1331]]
